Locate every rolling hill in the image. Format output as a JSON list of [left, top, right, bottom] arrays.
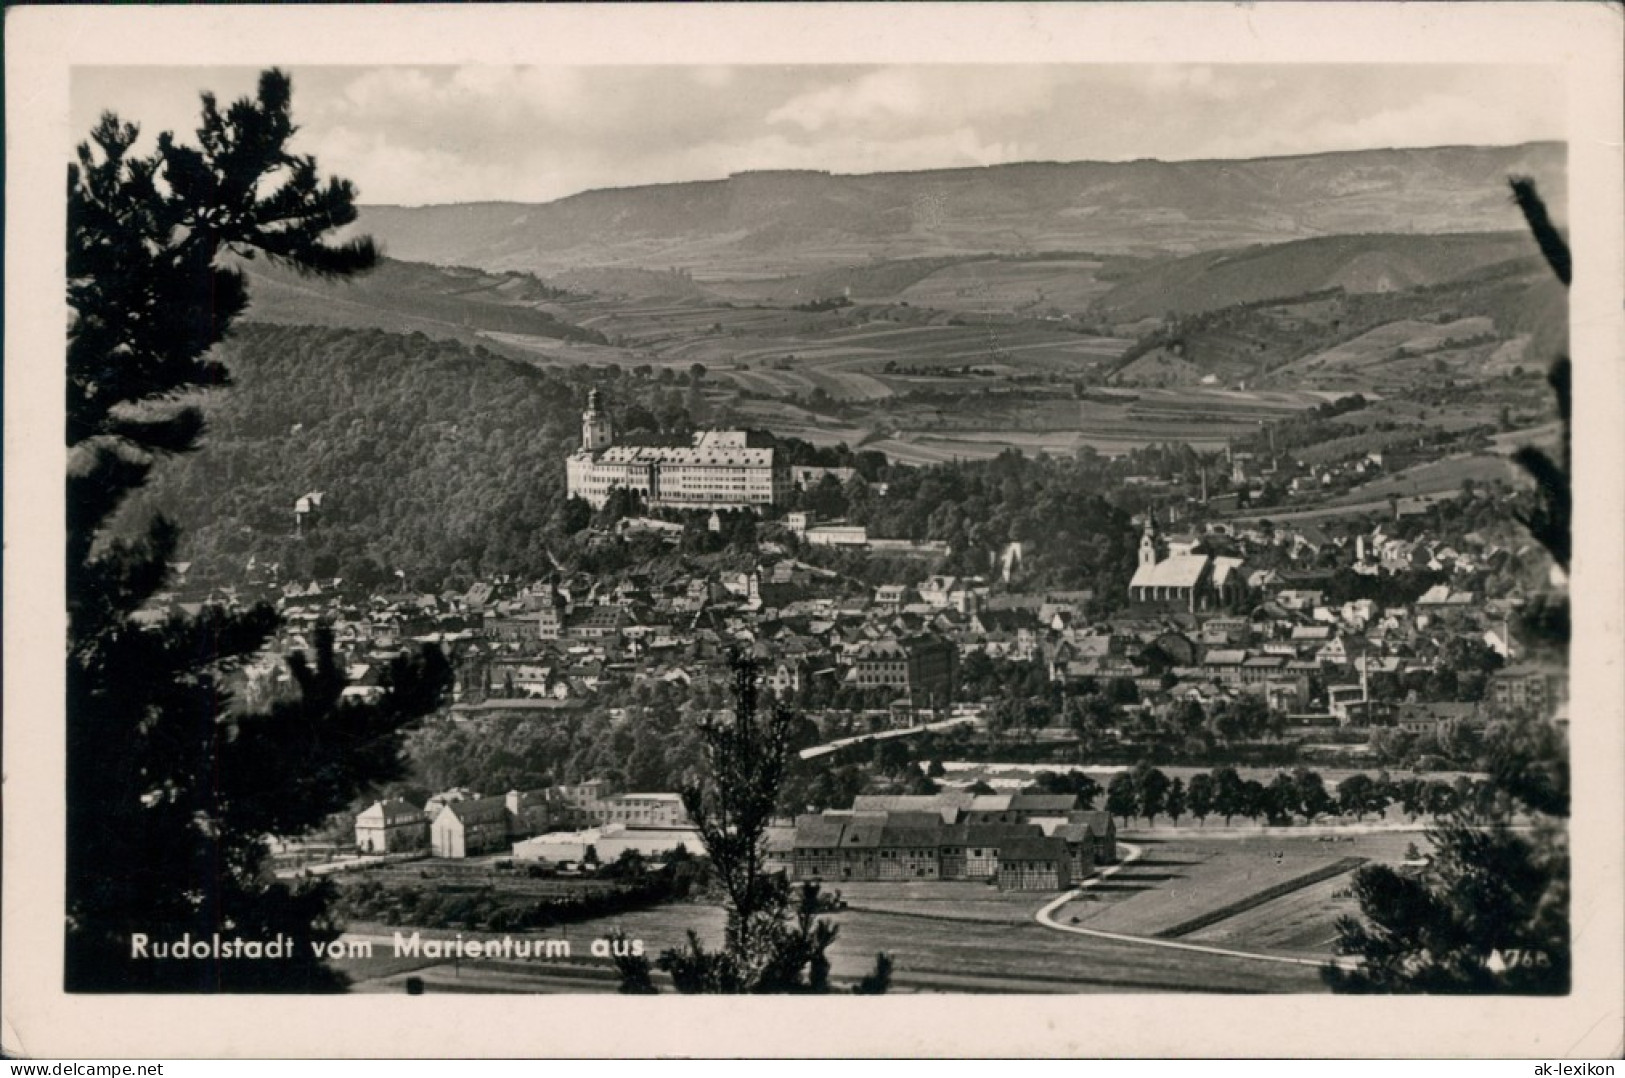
[[706, 232, 1543, 322], [233, 255, 609, 347], [1088, 232, 1541, 320], [353, 143, 1566, 279], [1103, 258, 1566, 390]]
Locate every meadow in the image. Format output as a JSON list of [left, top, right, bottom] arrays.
[[340, 894, 1328, 994]]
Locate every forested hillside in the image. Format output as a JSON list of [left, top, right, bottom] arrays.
[[121, 323, 1151, 597], [122, 324, 619, 586]]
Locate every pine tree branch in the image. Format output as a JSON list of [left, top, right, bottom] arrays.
[[1509, 176, 1571, 287]]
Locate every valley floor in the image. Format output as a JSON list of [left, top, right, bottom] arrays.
[[332, 826, 1420, 995]]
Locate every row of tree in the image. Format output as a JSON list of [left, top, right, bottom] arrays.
[[1081, 763, 1495, 829]]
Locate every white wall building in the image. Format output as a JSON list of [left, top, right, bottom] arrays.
[[566, 391, 788, 510]]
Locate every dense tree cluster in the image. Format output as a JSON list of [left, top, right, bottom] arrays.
[[404, 677, 732, 797], [122, 323, 614, 585], [333, 856, 705, 933], [834, 450, 1138, 600], [66, 70, 451, 992], [1098, 763, 1501, 830]]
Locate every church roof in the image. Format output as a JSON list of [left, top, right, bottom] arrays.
[[1129, 555, 1210, 590]]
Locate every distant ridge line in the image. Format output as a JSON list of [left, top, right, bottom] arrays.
[[359, 140, 1565, 212]]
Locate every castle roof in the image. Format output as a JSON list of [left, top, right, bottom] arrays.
[[597, 444, 774, 468]]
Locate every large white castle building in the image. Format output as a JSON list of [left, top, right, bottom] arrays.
[[565, 390, 789, 511]]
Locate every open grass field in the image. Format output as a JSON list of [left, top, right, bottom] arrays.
[[1324, 396, 1503, 433], [710, 255, 1129, 315], [867, 431, 1103, 465], [338, 894, 1328, 994], [833, 880, 1043, 924]]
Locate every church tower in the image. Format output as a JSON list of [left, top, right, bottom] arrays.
[[1138, 515, 1164, 569], [582, 389, 613, 452]]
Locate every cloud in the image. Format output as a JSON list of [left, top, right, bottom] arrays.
[[1144, 64, 1245, 102], [73, 63, 1565, 205], [766, 66, 1069, 136], [1304, 87, 1564, 153], [767, 69, 931, 132], [690, 66, 735, 89]]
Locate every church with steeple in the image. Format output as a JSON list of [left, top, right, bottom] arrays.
[[1126, 514, 1248, 613], [565, 390, 789, 511]]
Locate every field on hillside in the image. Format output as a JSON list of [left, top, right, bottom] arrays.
[[859, 387, 1330, 461], [1095, 234, 1536, 318], [1226, 491, 1460, 525], [1273, 317, 1515, 391], [1323, 453, 1520, 507], [893, 258, 1119, 313], [489, 297, 1138, 405], [708, 254, 1137, 314]]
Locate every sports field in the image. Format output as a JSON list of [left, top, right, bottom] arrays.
[[1048, 832, 1414, 959]]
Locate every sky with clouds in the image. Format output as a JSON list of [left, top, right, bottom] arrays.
[[71, 64, 1563, 206]]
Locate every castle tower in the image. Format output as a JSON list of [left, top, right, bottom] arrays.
[[582, 388, 613, 452]]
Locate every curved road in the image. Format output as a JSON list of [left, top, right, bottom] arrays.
[[1033, 842, 1361, 972]]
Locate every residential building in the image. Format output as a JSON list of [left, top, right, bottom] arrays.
[[1488, 663, 1567, 718], [996, 836, 1074, 891], [430, 797, 513, 858], [846, 635, 957, 709], [354, 799, 427, 854]]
